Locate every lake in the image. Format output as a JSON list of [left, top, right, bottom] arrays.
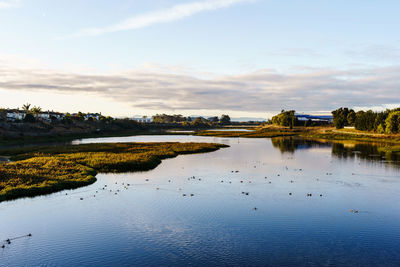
[[1, 135, 400, 266]]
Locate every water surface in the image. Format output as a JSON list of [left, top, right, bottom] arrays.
[[1, 136, 400, 266]]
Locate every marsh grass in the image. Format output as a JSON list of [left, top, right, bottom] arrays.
[[0, 142, 228, 202]]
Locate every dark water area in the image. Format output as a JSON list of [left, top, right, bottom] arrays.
[[1, 136, 400, 266]]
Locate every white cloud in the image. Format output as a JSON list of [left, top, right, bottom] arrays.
[[60, 0, 253, 39], [0, 0, 20, 9], [0, 59, 399, 116]]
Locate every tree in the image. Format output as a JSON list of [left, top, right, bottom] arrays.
[[385, 111, 400, 134], [376, 124, 385, 134], [347, 110, 356, 126], [31, 106, 42, 117], [374, 112, 387, 132], [220, 115, 231, 125], [332, 108, 352, 129], [22, 103, 31, 112], [271, 110, 298, 127], [209, 116, 219, 123], [23, 113, 36, 123], [355, 110, 377, 131]]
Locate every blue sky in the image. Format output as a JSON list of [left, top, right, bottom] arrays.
[[1, 0, 399, 118]]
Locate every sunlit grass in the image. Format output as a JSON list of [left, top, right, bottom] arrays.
[[0, 142, 228, 202]]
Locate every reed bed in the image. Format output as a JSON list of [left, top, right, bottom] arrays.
[[0, 142, 228, 202]]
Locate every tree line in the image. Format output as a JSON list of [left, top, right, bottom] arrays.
[[152, 114, 231, 126], [331, 107, 400, 134]]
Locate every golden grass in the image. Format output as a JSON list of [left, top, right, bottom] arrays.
[[0, 142, 228, 202]]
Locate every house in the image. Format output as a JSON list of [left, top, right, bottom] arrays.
[[37, 111, 65, 122], [84, 113, 101, 121], [3, 109, 66, 122], [133, 117, 152, 123], [6, 110, 26, 121]]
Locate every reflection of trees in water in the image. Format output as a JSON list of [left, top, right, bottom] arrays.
[[272, 137, 400, 168], [271, 137, 331, 154], [332, 143, 400, 167]]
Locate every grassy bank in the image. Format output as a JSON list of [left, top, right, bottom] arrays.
[[195, 125, 400, 145], [0, 142, 228, 202], [298, 127, 400, 144]]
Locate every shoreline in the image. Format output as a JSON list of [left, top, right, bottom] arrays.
[[0, 142, 228, 203]]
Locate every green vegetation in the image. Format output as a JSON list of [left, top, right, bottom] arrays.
[[152, 114, 231, 127], [331, 108, 356, 129], [0, 142, 228, 202], [271, 110, 298, 129], [332, 107, 400, 134], [299, 128, 400, 145]]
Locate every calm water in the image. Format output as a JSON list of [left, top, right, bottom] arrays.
[[1, 136, 400, 266]]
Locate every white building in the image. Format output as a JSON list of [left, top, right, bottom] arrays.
[[6, 110, 26, 121], [84, 113, 101, 121], [37, 112, 65, 122]]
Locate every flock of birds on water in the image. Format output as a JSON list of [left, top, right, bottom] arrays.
[[2, 162, 364, 250], [60, 165, 361, 216]]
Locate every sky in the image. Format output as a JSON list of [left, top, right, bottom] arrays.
[[0, 0, 399, 119]]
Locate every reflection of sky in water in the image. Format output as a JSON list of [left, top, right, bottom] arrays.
[[1, 136, 400, 266]]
